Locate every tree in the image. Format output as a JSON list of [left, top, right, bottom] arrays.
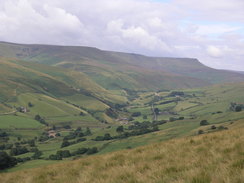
[[198, 130, 204, 134], [79, 111, 85, 116], [116, 126, 124, 133], [61, 140, 70, 148], [10, 146, 29, 156], [103, 133, 112, 140], [0, 130, 8, 137], [32, 150, 42, 159], [152, 125, 159, 131], [63, 125, 71, 129], [28, 139, 36, 147], [57, 150, 71, 158], [105, 108, 118, 118], [75, 148, 88, 155], [169, 117, 177, 122], [85, 127, 91, 135], [200, 120, 209, 126], [131, 112, 142, 117], [28, 102, 34, 107], [0, 151, 17, 170], [75, 127, 82, 132], [34, 114, 41, 121], [154, 108, 160, 115], [49, 154, 62, 160], [86, 147, 98, 155], [235, 105, 242, 112]]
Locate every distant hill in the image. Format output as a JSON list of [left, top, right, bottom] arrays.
[[1, 42, 244, 91]]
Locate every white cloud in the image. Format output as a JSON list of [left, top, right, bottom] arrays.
[[196, 25, 242, 36], [0, 0, 84, 44], [207, 46, 223, 58], [0, 0, 243, 70]]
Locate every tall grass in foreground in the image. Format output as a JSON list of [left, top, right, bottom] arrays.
[[0, 125, 243, 183]]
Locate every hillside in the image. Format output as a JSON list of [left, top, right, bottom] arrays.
[[0, 57, 127, 126], [0, 42, 244, 177], [0, 119, 243, 183], [1, 42, 244, 91]]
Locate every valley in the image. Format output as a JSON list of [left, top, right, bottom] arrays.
[[0, 42, 243, 182]]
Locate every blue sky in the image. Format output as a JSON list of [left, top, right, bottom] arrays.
[[0, 0, 244, 70]]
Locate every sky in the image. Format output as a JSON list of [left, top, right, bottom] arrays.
[[0, 0, 244, 71]]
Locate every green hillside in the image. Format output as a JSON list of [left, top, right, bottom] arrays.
[[0, 58, 127, 126], [1, 42, 244, 91]]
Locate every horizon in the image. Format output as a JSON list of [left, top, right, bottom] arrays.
[[0, 0, 244, 70]]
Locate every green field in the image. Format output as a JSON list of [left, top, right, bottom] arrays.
[[0, 115, 43, 129]]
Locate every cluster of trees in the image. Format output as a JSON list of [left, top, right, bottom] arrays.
[[18, 139, 36, 147], [105, 108, 118, 119], [0, 130, 9, 142], [169, 116, 184, 122], [198, 125, 228, 135], [0, 143, 13, 150], [0, 130, 8, 138], [94, 133, 112, 141], [61, 138, 86, 148], [230, 102, 243, 112], [49, 147, 98, 160], [0, 151, 17, 170], [128, 121, 166, 130], [169, 91, 185, 97], [15, 148, 42, 163], [94, 121, 164, 141], [35, 115, 48, 126], [49, 150, 71, 160], [38, 132, 50, 142], [63, 127, 91, 141], [61, 127, 91, 148], [159, 100, 177, 105], [211, 111, 223, 115], [131, 112, 141, 117], [10, 146, 29, 156], [200, 120, 209, 126], [0, 138, 36, 152], [32, 149, 42, 159]]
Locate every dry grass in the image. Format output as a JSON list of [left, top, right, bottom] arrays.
[[0, 123, 243, 183]]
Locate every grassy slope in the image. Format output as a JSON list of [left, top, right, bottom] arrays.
[[0, 119, 243, 183], [0, 115, 43, 129], [1, 42, 244, 91], [0, 57, 128, 126]]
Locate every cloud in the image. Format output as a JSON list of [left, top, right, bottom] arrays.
[[0, 0, 243, 70], [206, 46, 223, 58], [0, 0, 84, 44]]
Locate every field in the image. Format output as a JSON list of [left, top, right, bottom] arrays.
[[0, 119, 243, 183], [0, 115, 43, 129]]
